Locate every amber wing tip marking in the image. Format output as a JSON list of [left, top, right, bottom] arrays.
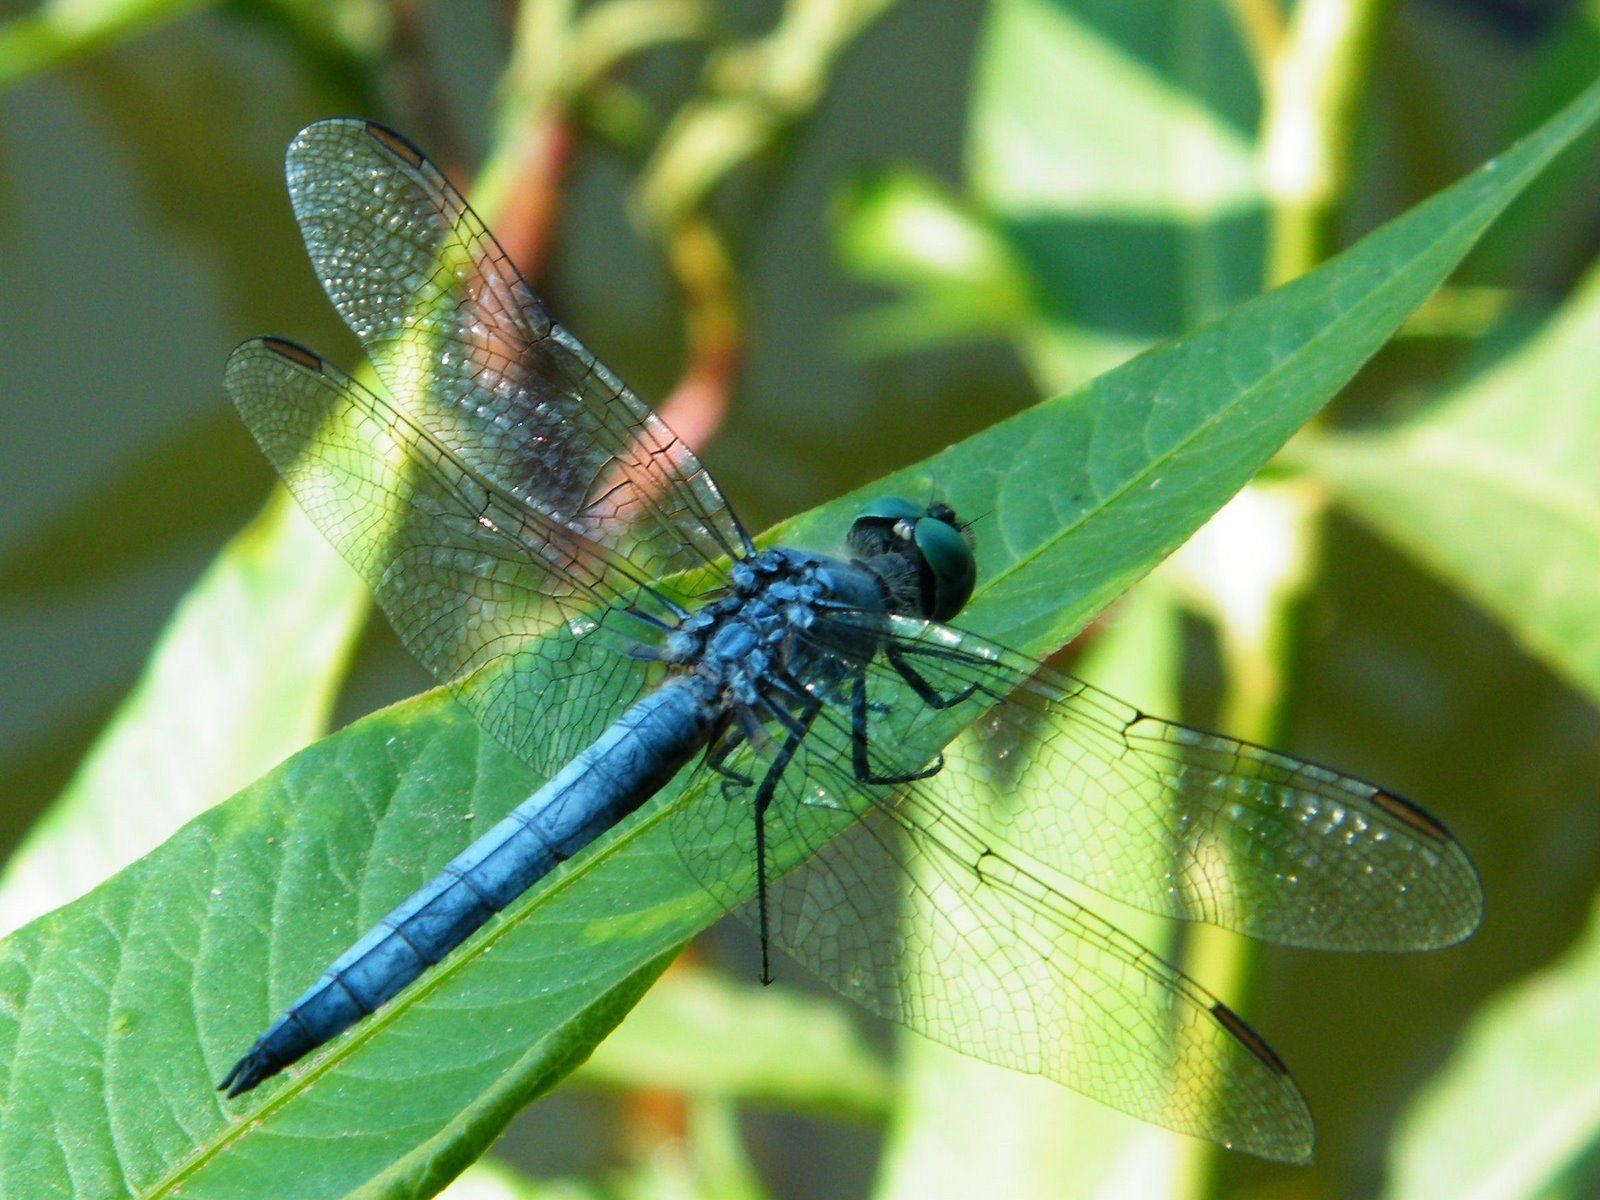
[[1371, 788, 1452, 843], [362, 120, 427, 168], [258, 336, 324, 372]]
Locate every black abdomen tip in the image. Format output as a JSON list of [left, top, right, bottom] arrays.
[[218, 1046, 278, 1098]]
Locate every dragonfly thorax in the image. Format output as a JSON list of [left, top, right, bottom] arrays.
[[663, 548, 887, 707]]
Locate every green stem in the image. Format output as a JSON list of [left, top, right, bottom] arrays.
[[657, 215, 744, 451], [472, 0, 576, 226], [1226, 0, 1284, 81], [467, 0, 715, 279], [636, 0, 903, 231], [1178, 7, 1387, 1192], [570, 0, 714, 93], [1172, 480, 1325, 1200], [0, 0, 207, 89], [1260, 0, 1389, 284], [631, 0, 904, 451]]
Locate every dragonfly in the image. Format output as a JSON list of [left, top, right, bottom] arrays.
[[218, 118, 1482, 1163]]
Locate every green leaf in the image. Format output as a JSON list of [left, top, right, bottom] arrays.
[[968, 0, 1259, 220], [835, 0, 1268, 390], [787, 80, 1600, 660], [2, 79, 1597, 1199], [1469, 0, 1600, 279], [1383, 890, 1600, 1200], [0, 494, 366, 936], [831, 167, 1033, 354], [957, 0, 1267, 390], [1298, 259, 1600, 708], [0, 692, 681, 1200], [577, 967, 890, 1119]]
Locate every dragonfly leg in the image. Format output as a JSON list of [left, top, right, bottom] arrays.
[[706, 731, 754, 788], [885, 645, 981, 710], [850, 671, 944, 785], [760, 703, 810, 740], [750, 698, 820, 984]]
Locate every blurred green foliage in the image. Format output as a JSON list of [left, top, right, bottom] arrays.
[[0, 2, 1597, 1199]]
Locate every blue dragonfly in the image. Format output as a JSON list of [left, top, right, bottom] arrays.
[[219, 119, 1481, 1162]]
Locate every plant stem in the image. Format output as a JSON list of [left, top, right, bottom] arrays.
[[634, 0, 904, 450], [637, 0, 903, 229], [473, 0, 712, 276], [0, 0, 207, 89], [1168, 480, 1324, 1200], [1260, 0, 1389, 285], [1176, 6, 1386, 1193], [659, 215, 743, 452], [1226, 0, 1284, 80]]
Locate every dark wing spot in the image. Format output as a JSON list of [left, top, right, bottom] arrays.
[[1372, 789, 1452, 843], [1211, 1001, 1289, 1076], [364, 120, 427, 168], [260, 337, 324, 373]]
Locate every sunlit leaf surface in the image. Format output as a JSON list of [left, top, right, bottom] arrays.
[[1302, 263, 1600, 708], [835, 0, 1266, 389], [1384, 891, 1600, 1200]]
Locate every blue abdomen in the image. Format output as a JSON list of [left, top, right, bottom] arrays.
[[220, 677, 717, 1096]]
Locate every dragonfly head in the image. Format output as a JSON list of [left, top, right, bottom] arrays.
[[848, 498, 976, 623]]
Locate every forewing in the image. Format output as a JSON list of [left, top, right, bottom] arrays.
[[668, 718, 1313, 1162], [225, 337, 665, 779], [804, 613, 1482, 952], [283, 118, 749, 590]]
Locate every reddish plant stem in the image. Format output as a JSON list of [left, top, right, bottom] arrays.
[[493, 113, 579, 283], [658, 215, 743, 454]]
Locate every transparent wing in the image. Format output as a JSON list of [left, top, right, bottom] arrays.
[[283, 118, 750, 591], [803, 613, 1483, 952], [226, 337, 670, 779], [668, 714, 1314, 1162]]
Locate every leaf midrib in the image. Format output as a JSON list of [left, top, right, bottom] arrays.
[[142, 744, 691, 1199]]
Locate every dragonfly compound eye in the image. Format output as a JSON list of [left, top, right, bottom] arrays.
[[847, 497, 927, 558], [912, 515, 976, 622], [847, 498, 975, 620]]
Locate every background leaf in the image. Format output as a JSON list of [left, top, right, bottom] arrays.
[[0, 495, 365, 935], [578, 967, 890, 1119], [836, 0, 1267, 390], [1383, 891, 1600, 1200], [1299, 259, 1600, 707]]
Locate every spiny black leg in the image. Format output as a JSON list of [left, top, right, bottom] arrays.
[[750, 704, 818, 985], [885, 645, 981, 710], [884, 641, 1010, 697], [754, 787, 771, 984], [850, 671, 943, 785], [706, 733, 754, 787], [760, 694, 812, 740]]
